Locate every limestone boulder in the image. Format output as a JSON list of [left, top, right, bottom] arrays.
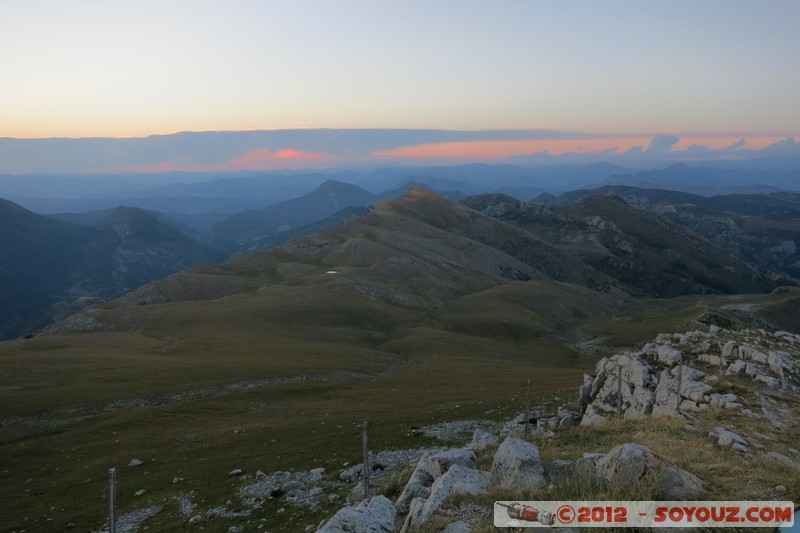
[[580, 404, 607, 426], [467, 428, 498, 452], [709, 427, 748, 451], [492, 437, 545, 489], [656, 346, 683, 365], [395, 448, 476, 514], [592, 443, 703, 498], [405, 465, 490, 528], [317, 495, 396, 533]]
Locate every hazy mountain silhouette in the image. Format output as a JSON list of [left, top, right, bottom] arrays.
[[603, 163, 799, 195], [209, 180, 378, 254], [0, 200, 222, 339]]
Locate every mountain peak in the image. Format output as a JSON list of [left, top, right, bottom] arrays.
[[402, 186, 443, 201], [317, 179, 367, 192]]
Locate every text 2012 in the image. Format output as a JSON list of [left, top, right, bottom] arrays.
[[577, 506, 627, 523]]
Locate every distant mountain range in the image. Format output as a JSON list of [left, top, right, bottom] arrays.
[[209, 179, 465, 254], [3, 173, 800, 340], [601, 163, 800, 195], [209, 180, 380, 254], [0, 200, 222, 339], [58, 187, 790, 332], [531, 186, 800, 283], [464, 193, 777, 297]]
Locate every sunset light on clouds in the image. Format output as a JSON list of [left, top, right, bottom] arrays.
[[98, 148, 333, 174], [375, 136, 788, 161], [0, 1, 798, 173], [57, 132, 793, 175]]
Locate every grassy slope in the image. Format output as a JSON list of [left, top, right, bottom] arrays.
[[4, 284, 795, 531], [1, 191, 797, 531], [0, 275, 606, 531]]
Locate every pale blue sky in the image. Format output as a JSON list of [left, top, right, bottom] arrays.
[[1, 0, 798, 139]]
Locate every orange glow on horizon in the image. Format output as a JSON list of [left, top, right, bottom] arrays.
[[375, 137, 652, 159], [374, 135, 790, 160], [91, 147, 332, 173]]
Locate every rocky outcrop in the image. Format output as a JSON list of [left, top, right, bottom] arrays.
[[396, 448, 489, 531], [318, 495, 396, 533], [395, 449, 477, 515], [314, 327, 796, 531], [580, 327, 799, 425], [402, 465, 490, 530]]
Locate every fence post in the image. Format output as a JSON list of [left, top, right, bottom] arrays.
[[676, 353, 683, 411], [523, 379, 531, 439], [616, 364, 622, 417], [109, 467, 116, 533], [362, 421, 370, 501]]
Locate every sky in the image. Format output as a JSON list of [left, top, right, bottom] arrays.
[[1, 1, 799, 173]]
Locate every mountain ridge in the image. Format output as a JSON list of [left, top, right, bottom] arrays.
[[0, 199, 222, 339]]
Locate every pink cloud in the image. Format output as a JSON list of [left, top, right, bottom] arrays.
[[93, 147, 334, 173]]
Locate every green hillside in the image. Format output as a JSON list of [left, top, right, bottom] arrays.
[[0, 189, 797, 531]]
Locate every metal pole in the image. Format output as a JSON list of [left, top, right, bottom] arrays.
[[524, 379, 530, 439], [616, 364, 622, 417], [676, 354, 683, 411], [361, 421, 370, 501], [109, 468, 116, 533]]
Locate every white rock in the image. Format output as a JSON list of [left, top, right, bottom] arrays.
[[708, 393, 737, 408], [656, 346, 683, 365], [739, 346, 768, 364], [318, 495, 396, 533], [443, 520, 471, 533], [709, 427, 747, 449], [679, 379, 713, 403], [128, 459, 143, 467], [679, 400, 702, 412], [671, 365, 705, 381], [655, 371, 679, 406], [492, 437, 545, 489], [768, 351, 795, 375], [395, 449, 475, 515], [410, 465, 490, 527], [467, 428, 498, 451], [308, 467, 326, 481], [592, 443, 703, 498], [399, 498, 425, 533], [580, 404, 607, 426], [755, 374, 781, 388], [721, 341, 738, 359]]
